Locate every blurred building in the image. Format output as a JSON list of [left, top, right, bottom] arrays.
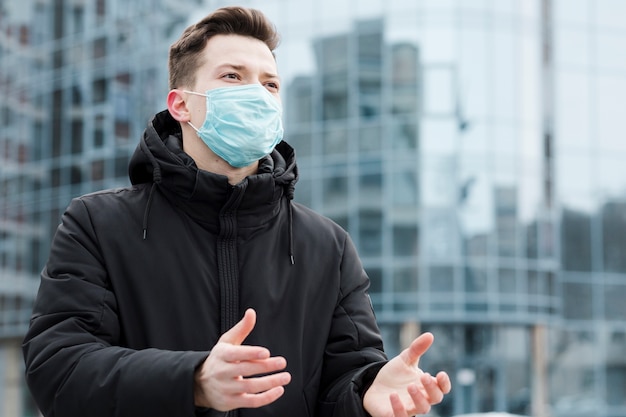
[[1, 0, 625, 416], [284, 9, 554, 417], [0, 0, 199, 414]]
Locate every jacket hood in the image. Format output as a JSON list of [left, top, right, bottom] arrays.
[[128, 110, 298, 233]]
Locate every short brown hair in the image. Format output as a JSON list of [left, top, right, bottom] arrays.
[[168, 6, 280, 89]]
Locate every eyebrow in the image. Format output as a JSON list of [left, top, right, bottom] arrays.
[[215, 63, 279, 79]]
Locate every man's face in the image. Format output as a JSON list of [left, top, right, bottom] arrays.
[[186, 34, 281, 126]]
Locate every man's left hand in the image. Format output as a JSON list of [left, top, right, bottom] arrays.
[[363, 332, 451, 417]]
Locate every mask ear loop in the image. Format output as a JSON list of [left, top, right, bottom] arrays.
[[187, 121, 200, 132], [183, 90, 207, 97], [182, 90, 207, 134]]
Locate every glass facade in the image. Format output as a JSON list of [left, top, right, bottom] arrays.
[[0, 0, 200, 414], [550, 1, 626, 416], [1, 0, 625, 416]]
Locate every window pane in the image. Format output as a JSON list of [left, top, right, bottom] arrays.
[[561, 208, 592, 272], [604, 284, 626, 321], [562, 282, 593, 320]]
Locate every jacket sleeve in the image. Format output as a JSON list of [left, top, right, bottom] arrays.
[[317, 233, 388, 417], [22, 198, 209, 417]]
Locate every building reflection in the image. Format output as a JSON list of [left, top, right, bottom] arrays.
[[283, 5, 625, 416], [1, 0, 625, 416]]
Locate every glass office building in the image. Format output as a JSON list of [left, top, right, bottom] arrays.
[[0, 0, 201, 414], [1, 0, 625, 416]]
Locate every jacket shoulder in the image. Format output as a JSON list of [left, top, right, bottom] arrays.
[[290, 202, 349, 241], [74, 184, 151, 210], [79, 184, 151, 201], [62, 184, 154, 230]]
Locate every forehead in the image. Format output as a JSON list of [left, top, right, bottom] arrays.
[[200, 34, 277, 72]]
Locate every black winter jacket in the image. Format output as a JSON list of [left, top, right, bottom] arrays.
[[22, 110, 387, 417]]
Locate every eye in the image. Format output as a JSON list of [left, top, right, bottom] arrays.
[[222, 73, 240, 80], [264, 81, 280, 92]]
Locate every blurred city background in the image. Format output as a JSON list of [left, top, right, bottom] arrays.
[[1, 0, 625, 416]]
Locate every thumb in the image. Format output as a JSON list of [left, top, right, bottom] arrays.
[[218, 308, 256, 346], [402, 332, 434, 367]]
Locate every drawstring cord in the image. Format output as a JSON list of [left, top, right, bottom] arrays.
[[142, 183, 157, 240], [288, 202, 294, 265], [285, 181, 296, 265], [140, 138, 161, 240]]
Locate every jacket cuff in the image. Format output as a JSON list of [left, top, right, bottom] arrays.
[[352, 361, 386, 398], [318, 360, 387, 417]]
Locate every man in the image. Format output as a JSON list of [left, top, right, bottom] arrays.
[[23, 6, 451, 417]]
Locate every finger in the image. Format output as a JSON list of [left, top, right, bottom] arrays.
[[401, 332, 434, 367], [436, 371, 452, 394], [389, 392, 408, 417], [407, 382, 432, 414], [239, 385, 287, 409], [219, 308, 256, 346], [239, 371, 292, 395], [217, 344, 272, 363], [230, 356, 288, 378], [421, 373, 444, 404]]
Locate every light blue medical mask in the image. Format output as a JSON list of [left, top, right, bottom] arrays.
[[185, 84, 284, 168]]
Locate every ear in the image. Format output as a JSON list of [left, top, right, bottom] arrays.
[[167, 89, 190, 122]]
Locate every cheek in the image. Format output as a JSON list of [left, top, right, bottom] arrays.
[[191, 105, 207, 125]]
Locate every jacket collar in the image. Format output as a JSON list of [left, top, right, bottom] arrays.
[[129, 110, 298, 231]]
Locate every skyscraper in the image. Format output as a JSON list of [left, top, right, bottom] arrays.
[[0, 0, 201, 414], [1, 0, 625, 416]]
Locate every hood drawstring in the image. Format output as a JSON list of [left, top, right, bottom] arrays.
[[140, 138, 162, 240], [285, 182, 296, 265], [288, 203, 294, 265], [142, 183, 157, 240]]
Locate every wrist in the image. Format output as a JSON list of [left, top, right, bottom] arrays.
[[193, 364, 211, 409]]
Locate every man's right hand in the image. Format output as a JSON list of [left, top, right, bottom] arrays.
[[194, 308, 291, 411]]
